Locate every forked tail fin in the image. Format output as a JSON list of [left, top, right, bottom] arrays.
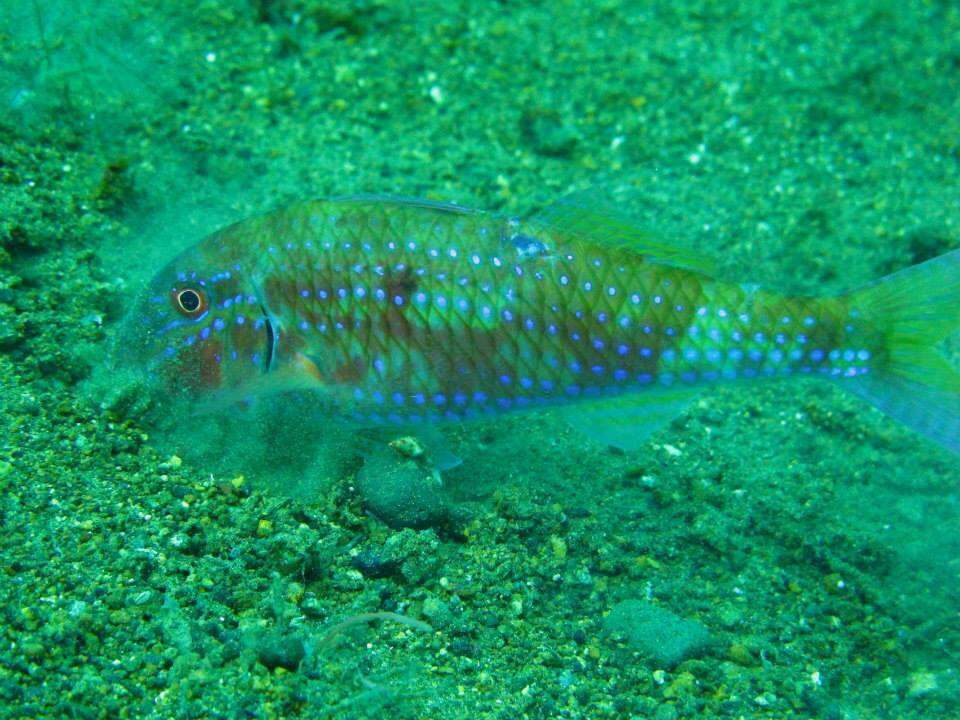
[[845, 249, 960, 453]]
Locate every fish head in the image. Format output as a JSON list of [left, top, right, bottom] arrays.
[[119, 239, 273, 401]]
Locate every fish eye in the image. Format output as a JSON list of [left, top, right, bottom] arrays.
[[174, 288, 206, 315]]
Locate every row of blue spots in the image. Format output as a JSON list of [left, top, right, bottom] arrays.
[[219, 293, 259, 310], [181, 315, 237, 345]]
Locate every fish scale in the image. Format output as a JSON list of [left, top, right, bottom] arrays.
[[129, 196, 960, 453], [249, 201, 863, 420]]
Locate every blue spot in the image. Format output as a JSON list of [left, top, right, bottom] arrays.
[[592, 338, 604, 350], [617, 344, 629, 356], [496, 397, 512, 409], [748, 349, 763, 362], [300, 289, 310, 298], [453, 392, 468, 406], [413, 393, 426, 405], [540, 379, 555, 391], [372, 392, 385, 404], [681, 371, 697, 383], [591, 364, 604, 375], [857, 349, 871, 361], [614, 368, 628, 381], [565, 384, 582, 396], [433, 393, 446, 406], [473, 391, 488, 403], [392, 392, 405, 406], [499, 374, 512, 385], [213, 318, 226, 331], [520, 377, 533, 389], [199, 327, 211, 340], [638, 373, 653, 384], [640, 347, 652, 358], [569, 360, 582, 373]]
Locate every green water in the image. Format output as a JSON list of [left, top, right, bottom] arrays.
[[2, 1, 959, 718]]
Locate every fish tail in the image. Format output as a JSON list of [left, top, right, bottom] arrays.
[[845, 248, 960, 452]]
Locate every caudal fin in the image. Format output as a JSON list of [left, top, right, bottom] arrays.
[[845, 249, 960, 453]]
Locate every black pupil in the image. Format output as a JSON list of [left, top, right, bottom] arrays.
[[179, 290, 200, 312]]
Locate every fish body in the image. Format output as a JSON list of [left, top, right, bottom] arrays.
[[130, 197, 959, 452]]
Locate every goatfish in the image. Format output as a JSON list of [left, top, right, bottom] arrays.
[[126, 196, 960, 454]]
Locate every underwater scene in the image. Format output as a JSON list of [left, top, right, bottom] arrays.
[[1, 1, 959, 718]]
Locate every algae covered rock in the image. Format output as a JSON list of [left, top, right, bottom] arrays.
[[603, 599, 712, 668], [356, 439, 448, 529]]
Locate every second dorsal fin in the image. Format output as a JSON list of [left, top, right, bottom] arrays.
[[532, 197, 718, 276]]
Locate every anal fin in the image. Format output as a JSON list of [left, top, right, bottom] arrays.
[[558, 387, 699, 452]]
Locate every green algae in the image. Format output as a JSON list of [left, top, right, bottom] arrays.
[[2, 0, 960, 718]]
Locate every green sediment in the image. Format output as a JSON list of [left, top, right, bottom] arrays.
[[2, 0, 960, 718]]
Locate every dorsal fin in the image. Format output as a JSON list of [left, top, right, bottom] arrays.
[[531, 197, 717, 276], [333, 194, 476, 216]]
